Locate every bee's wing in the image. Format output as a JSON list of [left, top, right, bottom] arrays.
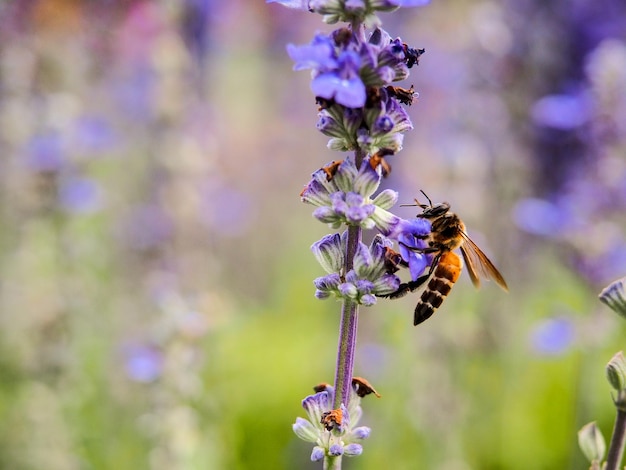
[[459, 232, 508, 291]]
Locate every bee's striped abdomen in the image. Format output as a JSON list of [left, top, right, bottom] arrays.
[[414, 251, 462, 326]]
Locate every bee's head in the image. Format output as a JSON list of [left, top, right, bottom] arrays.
[[400, 191, 451, 219], [419, 201, 450, 219]]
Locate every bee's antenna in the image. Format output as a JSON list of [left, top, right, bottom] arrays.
[[419, 189, 433, 207], [399, 190, 432, 208]]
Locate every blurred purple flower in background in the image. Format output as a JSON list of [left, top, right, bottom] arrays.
[[531, 94, 590, 130], [58, 177, 103, 214], [23, 132, 65, 172], [123, 343, 164, 383], [512, 198, 571, 237], [529, 317, 575, 356], [71, 116, 117, 154]]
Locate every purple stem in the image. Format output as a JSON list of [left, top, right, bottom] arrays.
[[606, 403, 626, 470], [332, 147, 365, 410]]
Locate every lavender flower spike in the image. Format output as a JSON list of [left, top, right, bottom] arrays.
[[275, 0, 431, 466]]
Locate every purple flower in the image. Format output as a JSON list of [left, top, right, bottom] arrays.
[[312, 51, 366, 108], [287, 34, 337, 72], [302, 157, 397, 230], [313, 72, 367, 108], [288, 34, 370, 108], [293, 380, 372, 459], [387, 218, 431, 281], [312, 233, 402, 302]]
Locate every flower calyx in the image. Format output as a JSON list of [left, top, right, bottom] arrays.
[[301, 156, 401, 232], [312, 233, 405, 304], [292, 378, 379, 461]]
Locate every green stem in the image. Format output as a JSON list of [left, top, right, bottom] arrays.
[[606, 405, 626, 470], [332, 225, 361, 411], [323, 455, 342, 470]]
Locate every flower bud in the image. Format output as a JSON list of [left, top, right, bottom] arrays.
[[293, 417, 319, 443], [577, 421, 606, 464], [311, 233, 345, 274], [599, 276, 626, 319], [310, 446, 325, 462], [606, 351, 626, 392]]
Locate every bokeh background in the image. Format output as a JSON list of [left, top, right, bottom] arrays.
[[1, 0, 626, 468]]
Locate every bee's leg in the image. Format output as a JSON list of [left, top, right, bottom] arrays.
[[385, 273, 431, 299], [398, 241, 439, 254]]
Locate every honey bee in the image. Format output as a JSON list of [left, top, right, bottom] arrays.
[[388, 191, 508, 326]]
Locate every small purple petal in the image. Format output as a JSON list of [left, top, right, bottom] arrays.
[[352, 426, 371, 440], [406, 251, 429, 281], [345, 204, 375, 224], [356, 279, 375, 293], [312, 74, 367, 108], [314, 273, 342, 290], [389, 0, 431, 5], [339, 282, 358, 297], [360, 293, 377, 306], [345, 0, 366, 10], [303, 391, 332, 423], [287, 37, 336, 71], [313, 206, 340, 223], [311, 446, 325, 461], [267, 0, 310, 10], [329, 444, 344, 456], [344, 443, 363, 456], [373, 115, 394, 134]]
